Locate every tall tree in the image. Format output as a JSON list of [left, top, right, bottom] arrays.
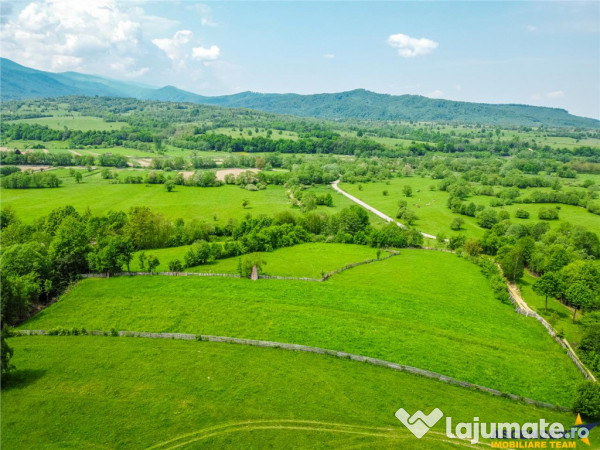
[[532, 272, 562, 314]]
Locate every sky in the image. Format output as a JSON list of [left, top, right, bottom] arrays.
[[1, 1, 599, 119]]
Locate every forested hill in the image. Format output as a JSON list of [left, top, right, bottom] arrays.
[[2, 58, 598, 129], [199, 89, 600, 128]]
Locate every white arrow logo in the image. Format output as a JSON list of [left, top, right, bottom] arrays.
[[395, 408, 444, 439]]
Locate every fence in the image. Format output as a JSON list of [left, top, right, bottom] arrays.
[[81, 271, 241, 279], [508, 290, 596, 382], [15, 329, 570, 412]]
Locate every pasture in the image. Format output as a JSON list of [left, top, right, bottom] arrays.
[[1, 336, 581, 449], [339, 177, 600, 238], [1, 170, 355, 223], [12, 115, 128, 131], [131, 243, 382, 278], [21, 250, 583, 406]]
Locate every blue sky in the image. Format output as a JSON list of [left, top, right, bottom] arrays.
[[1, 1, 599, 118]]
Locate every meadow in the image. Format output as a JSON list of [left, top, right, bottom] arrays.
[[131, 243, 382, 278], [339, 177, 600, 238], [1, 336, 582, 449], [1, 170, 356, 223], [12, 115, 128, 131], [518, 272, 583, 345], [21, 250, 583, 406]]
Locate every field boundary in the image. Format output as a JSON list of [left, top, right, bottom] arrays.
[[506, 283, 597, 382], [15, 329, 571, 412], [79, 249, 401, 282]]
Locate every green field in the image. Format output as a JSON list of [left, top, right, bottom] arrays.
[[22, 250, 583, 406], [1, 171, 356, 223], [339, 177, 600, 238], [2, 336, 583, 449], [130, 243, 382, 277], [12, 115, 128, 131], [518, 272, 584, 346]]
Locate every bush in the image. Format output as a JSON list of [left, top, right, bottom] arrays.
[[168, 259, 184, 272], [573, 381, 600, 419], [477, 208, 499, 229], [538, 207, 559, 220], [515, 208, 530, 219], [450, 217, 464, 231]]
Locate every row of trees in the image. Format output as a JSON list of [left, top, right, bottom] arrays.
[[0, 203, 427, 326]]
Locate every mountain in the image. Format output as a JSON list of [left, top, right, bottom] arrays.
[[1, 58, 598, 128], [198, 90, 600, 128]]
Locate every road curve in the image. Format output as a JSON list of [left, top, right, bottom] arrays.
[[331, 180, 437, 240]]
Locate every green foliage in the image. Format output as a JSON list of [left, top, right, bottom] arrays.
[[450, 217, 464, 231], [532, 272, 562, 313], [515, 208, 530, 219], [573, 381, 600, 419], [88, 236, 134, 274], [184, 241, 213, 267], [168, 259, 184, 272], [1, 326, 15, 375], [538, 207, 559, 220], [240, 255, 266, 278], [1, 171, 61, 189]]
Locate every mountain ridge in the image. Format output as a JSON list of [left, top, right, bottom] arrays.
[[1, 58, 598, 128]]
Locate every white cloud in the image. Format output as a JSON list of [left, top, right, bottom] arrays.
[[387, 33, 438, 58], [152, 30, 193, 62], [152, 30, 220, 68], [190, 4, 217, 27], [323, 53, 335, 59], [0, 0, 149, 77], [546, 90, 565, 98], [527, 25, 537, 32], [192, 45, 220, 61], [454, 84, 462, 91], [427, 89, 444, 99]]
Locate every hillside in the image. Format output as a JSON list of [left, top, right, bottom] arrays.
[[1, 58, 598, 128]]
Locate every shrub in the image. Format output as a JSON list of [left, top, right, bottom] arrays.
[[515, 208, 530, 219], [538, 207, 559, 220], [168, 259, 184, 272], [573, 381, 600, 419], [450, 217, 464, 231], [477, 208, 499, 229]]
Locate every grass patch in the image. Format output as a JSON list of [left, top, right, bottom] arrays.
[[340, 177, 600, 238], [22, 250, 582, 406], [132, 243, 382, 278], [1, 172, 353, 223], [11, 116, 128, 131], [518, 272, 583, 346], [1, 336, 583, 449]]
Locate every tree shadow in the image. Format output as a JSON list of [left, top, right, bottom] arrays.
[[1, 369, 46, 391]]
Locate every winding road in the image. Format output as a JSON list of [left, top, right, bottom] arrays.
[[331, 180, 437, 239]]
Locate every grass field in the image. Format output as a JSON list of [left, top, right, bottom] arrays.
[[12, 115, 128, 131], [22, 250, 582, 406], [518, 272, 584, 346], [131, 243, 382, 277], [1, 171, 357, 223], [339, 177, 600, 238], [2, 336, 583, 449], [340, 177, 486, 238]]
